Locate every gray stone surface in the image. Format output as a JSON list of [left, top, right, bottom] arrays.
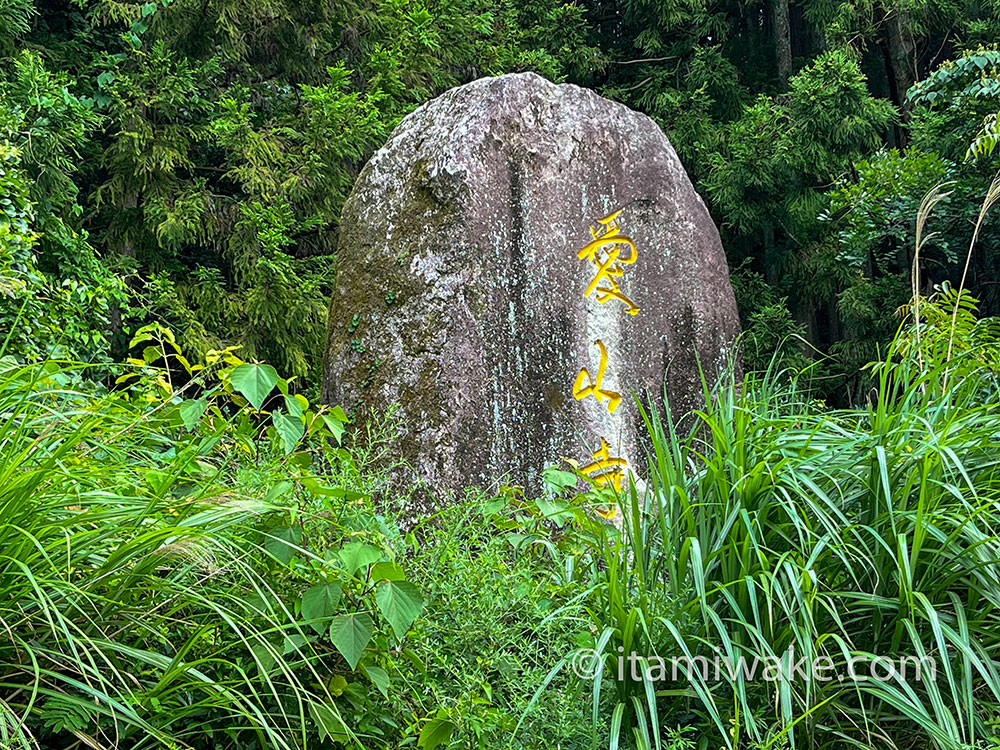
[[322, 72, 739, 495]]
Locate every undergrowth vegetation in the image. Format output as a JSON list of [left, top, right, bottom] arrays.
[[0, 325, 594, 748], [5, 280, 1000, 749], [4, 0, 1000, 743], [529, 286, 1000, 750]]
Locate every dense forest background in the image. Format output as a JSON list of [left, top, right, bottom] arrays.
[[1, 0, 999, 399]]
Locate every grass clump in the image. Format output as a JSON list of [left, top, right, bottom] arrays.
[[535, 287, 1000, 749]]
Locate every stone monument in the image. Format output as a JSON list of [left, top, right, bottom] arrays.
[[322, 72, 740, 496]]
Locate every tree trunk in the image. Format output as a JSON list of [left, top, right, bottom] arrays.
[[764, 222, 780, 286], [886, 7, 916, 107], [772, 0, 793, 86]]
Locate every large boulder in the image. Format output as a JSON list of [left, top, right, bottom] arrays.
[[322, 72, 739, 496]]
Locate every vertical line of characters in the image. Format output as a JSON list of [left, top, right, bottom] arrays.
[[570, 210, 639, 509]]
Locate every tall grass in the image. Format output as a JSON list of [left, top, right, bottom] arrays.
[[0, 359, 342, 748], [561, 289, 1000, 749]]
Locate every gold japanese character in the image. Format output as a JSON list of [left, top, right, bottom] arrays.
[[581, 438, 628, 492], [594, 277, 640, 316], [573, 340, 622, 414], [576, 209, 639, 315]]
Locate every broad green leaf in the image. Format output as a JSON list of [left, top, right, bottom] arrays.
[[481, 497, 507, 517], [282, 634, 309, 654], [535, 498, 573, 526], [376, 580, 423, 640], [418, 717, 457, 749], [289, 452, 312, 469], [144, 469, 169, 494], [543, 467, 579, 493], [301, 475, 351, 496], [265, 526, 302, 565], [284, 393, 304, 418], [339, 542, 383, 575], [326, 674, 348, 696], [329, 613, 373, 669], [251, 642, 276, 675], [272, 410, 304, 454], [179, 398, 207, 429], [363, 665, 390, 698], [301, 583, 342, 633], [230, 363, 278, 410], [371, 561, 406, 582], [321, 413, 346, 444], [310, 701, 349, 743], [264, 480, 294, 502]]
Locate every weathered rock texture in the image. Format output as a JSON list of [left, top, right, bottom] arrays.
[[322, 72, 739, 494]]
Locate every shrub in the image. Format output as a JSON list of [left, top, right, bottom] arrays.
[[0, 333, 426, 748]]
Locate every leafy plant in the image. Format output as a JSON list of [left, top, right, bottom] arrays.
[[0, 326, 431, 748]]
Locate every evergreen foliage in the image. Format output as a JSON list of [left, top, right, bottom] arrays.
[[0, 0, 997, 396]]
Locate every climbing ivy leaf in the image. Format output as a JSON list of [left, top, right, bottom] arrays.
[[376, 580, 423, 640], [329, 613, 373, 669], [230, 363, 278, 410], [272, 410, 304, 454]]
